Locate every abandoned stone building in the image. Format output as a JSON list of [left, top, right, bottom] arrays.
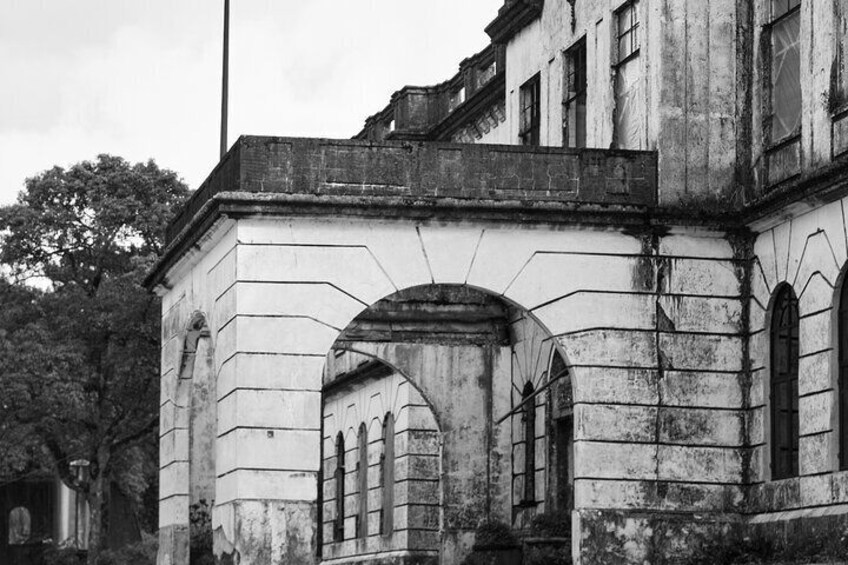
[[148, 0, 848, 563]]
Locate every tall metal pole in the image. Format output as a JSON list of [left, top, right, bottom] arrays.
[[220, 0, 230, 159]]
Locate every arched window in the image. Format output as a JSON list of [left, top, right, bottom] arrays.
[[8, 506, 31, 545], [549, 350, 573, 512], [839, 276, 848, 469], [334, 432, 345, 542], [522, 380, 536, 503], [381, 413, 395, 535], [771, 284, 799, 479], [357, 423, 368, 538]]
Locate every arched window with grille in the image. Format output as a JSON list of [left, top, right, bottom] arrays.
[[334, 432, 346, 541], [839, 276, 848, 469], [771, 284, 799, 479], [380, 413, 395, 535], [522, 380, 536, 503], [357, 423, 368, 538]]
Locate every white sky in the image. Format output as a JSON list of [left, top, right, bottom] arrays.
[[0, 0, 502, 204]]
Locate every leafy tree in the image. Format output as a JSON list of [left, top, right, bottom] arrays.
[[0, 155, 189, 563]]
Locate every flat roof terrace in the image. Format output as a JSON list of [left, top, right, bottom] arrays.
[[166, 136, 657, 243], [148, 136, 657, 288]]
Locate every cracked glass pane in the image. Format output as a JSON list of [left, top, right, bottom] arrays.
[[770, 10, 801, 140]]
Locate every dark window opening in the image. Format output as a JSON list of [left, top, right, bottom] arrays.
[[770, 284, 800, 480], [380, 413, 395, 535], [334, 432, 345, 542], [522, 380, 536, 504], [839, 276, 848, 470], [357, 423, 368, 538], [564, 38, 587, 148], [519, 74, 541, 146]]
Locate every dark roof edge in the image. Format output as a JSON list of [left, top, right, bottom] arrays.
[[485, 0, 544, 44], [323, 359, 394, 395]]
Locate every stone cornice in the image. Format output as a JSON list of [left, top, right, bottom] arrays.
[[485, 0, 544, 44]]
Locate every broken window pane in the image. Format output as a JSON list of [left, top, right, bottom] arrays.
[[770, 8, 801, 141], [615, 56, 643, 149]]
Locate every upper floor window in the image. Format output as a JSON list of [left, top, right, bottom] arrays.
[[334, 432, 346, 542], [836, 0, 848, 107], [478, 60, 497, 88], [564, 37, 587, 148], [770, 284, 799, 480], [767, 0, 801, 143], [614, 0, 643, 149], [380, 413, 395, 535], [449, 87, 467, 111], [519, 74, 541, 146], [357, 423, 369, 538], [616, 0, 640, 64], [522, 380, 536, 504]]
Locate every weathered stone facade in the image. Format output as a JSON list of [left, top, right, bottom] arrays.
[[149, 1, 848, 563]]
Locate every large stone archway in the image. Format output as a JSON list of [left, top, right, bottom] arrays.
[[321, 284, 576, 564], [151, 137, 747, 565]]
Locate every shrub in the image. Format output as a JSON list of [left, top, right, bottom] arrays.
[[527, 511, 571, 538], [686, 525, 848, 564], [189, 499, 215, 565], [43, 547, 86, 565], [473, 520, 519, 549], [96, 533, 157, 565]]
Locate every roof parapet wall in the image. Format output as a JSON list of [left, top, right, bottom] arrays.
[[166, 136, 657, 243]]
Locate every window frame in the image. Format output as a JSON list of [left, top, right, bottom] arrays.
[[614, 0, 641, 67], [612, 0, 643, 150], [519, 73, 542, 146], [838, 275, 848, 470], [763, 0, 802, 147], [380, 413, 395, 536], [522, 380, 537, 504], [563, 36, 588, 149], [334, 432, 346, 542], [357, 423, 369, 538], [833, 0, 848, 115], [769, 284, 800, 480]]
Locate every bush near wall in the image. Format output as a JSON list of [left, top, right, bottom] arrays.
[[687, 522, 848, 564]]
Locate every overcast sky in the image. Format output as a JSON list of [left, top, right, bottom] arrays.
[[0, 0, 501, 204]]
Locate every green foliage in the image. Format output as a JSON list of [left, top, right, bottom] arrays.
[[473, 520, 519, 549], [0, 155, 188, 561], [522, 543, 570, 565], [43, 547, 86, 565], [189, 499, 214, 565], [95, 533, 157, 565], [527, 510, 571, 538], [686, 525, 848, 564]]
